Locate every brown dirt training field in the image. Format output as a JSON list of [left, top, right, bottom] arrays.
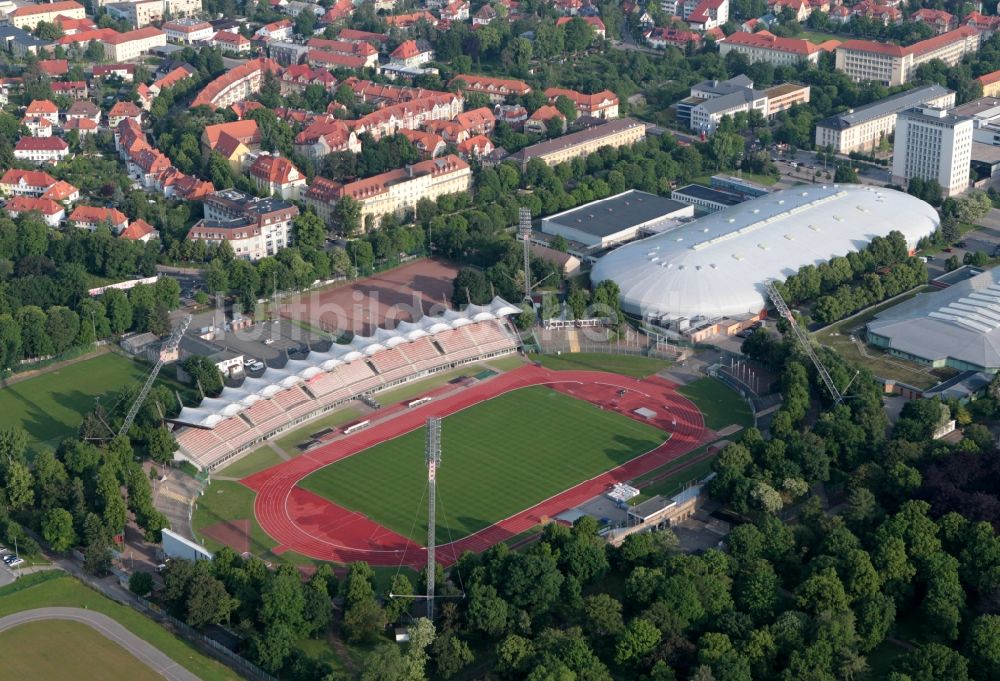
[[279, 259, 460, 335]]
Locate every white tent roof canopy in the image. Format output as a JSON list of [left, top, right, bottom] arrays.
[[170, 298, 519, 427]]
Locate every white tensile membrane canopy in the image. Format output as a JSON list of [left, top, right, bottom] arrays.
[[172, 297, 519, 427]]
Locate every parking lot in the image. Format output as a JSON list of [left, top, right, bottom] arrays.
[[925, 209, 1000, 279]]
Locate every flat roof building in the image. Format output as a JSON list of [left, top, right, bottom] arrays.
[[671, 184, 743, 212], [891, 107, 973, 198], [867, 267, 1000, 371], [814, 84, 955, 154], [540, 190, 694, 248]]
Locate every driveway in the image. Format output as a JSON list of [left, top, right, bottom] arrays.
[[0, 607, 200, 681]]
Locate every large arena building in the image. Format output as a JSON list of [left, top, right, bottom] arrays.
[[867, 268, 1000, 372], [591, 184, 939, 325]]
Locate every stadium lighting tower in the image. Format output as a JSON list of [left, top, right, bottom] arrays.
[[425, 417, 442, 620], [519, 207, 532, 302]]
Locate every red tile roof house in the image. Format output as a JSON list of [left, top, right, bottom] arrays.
[[68, 205, 129, 233], [41, 180, 80, 204], [644, 27, 702, 50], [544, 86, 619, 118], [456, 134, 494, 159], [63, 118, 98, 136], [293, 118, 361, 158], [25, 99, 59, 125], [93, 64, 136, 81], [119, 218, 159, 242], [280, 64, 337, 94], [108, 100, 142, 128], [389, 39, 434, 67], [201, 119, 261, 155], [399, 129, 446, 158], [14, 137, 69, 163], [454, 106, 496, 135], [0, 169, 57, 197], [555, 15, 606, 39], [448, 74, 531, 103], [38, 59, 68, 77], [912, 8, 956, 34], [22, 116, 54, 138], [5, 196, 65, 227], [248, 154, 306, 199], [65, 100, 101, 126], [50, 81, 89, 100], [524, 105, 566, 134]]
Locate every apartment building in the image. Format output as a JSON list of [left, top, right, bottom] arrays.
[[449, 74, 532, 103], [103, 27, 166, 61], [508, 117, 647, 169], [247, 154, 306, 200], [5, 196, 64, 227], [718, 30, 827, 66], [544, 87, 619, 119], [814, 84, 955, 153], [349, 92, 464, 140], [14, 137, 69, 163], [105, 0, 162, 28], [293, 118, 361, 159], [163, 19, 214, 43], [0, 169, 57, 197], [891, 107, 973, 197], [191, 58, 281, 109], [978, 71, 1000, 98], [835, 27, 980, 86], [304, 155, 472, 230], [9, 1, 85, 30], [69, 205, 130, 233], [675, 76, 810, 133], [188, 190, 299, 261], [210, 30, 250, 53]]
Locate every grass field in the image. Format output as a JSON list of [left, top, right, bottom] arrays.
[[0, 575, 237, 681], [218, 446, 284, 479], [0, 620, 163, 681], [0, 353, 150, 451], [813, 286, 948, 390], [193, 480, 278, 556], [529, 352, 669, 378], [299, 386, 669, 542], [798, 29, 843, 44], [678, 378, 754, 431]]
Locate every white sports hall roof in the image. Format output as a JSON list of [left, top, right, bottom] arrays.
[[867, 268, 1000, 370], [173, 297, 520, 428], [590, 184, 939, 321]]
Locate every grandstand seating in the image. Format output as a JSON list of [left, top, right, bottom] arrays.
[[175, 318, 521, 470]]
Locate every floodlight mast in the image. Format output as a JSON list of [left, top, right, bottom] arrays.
[[425, 417, 441, 620], [763, 280, 845, 405], [519, 208, 532, 302]]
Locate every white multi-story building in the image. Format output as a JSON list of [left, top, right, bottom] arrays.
[[13, 137, 69, 163], [162, 19, 214, 43], [103, 27, 166, 61], [187, 191, 299, 261], [891, 107, 973, 197], [9, 0, 85, 30], [815, 84, 956, 153], [835, 27, 981, 86]]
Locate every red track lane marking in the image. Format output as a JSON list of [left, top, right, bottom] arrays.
[[242, 365, 709, 567]]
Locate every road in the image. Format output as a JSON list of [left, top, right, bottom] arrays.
[[0, 607, 201, 681]]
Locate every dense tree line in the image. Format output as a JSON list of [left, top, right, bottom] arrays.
[[772, 231, 927, 325], [0, 212, 181, 369]]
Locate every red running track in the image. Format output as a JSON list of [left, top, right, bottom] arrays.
[[241, 365, 709, 567]]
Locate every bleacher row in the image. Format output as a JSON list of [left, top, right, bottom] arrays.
[[174, 318, 520, 471]]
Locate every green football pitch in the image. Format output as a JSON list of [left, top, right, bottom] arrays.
[[0, 353, 149, 451], [298, 385, 669, 543]]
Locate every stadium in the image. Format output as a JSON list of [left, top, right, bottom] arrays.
[[171, 297, 523, 471], [591, 184, 940, 323]]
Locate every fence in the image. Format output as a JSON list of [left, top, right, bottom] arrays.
[[533, 329, 690, 361]]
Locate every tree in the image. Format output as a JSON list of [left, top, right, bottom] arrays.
[[432, 633, 474, 679], [384, 573, 413, 625], [895, 643, 970, 681], [967, 614, 1000, 681], [334, 196, 362, 234], [129, 571, 154, 597], [451, 268, 491, 306], [361, 644, 408, 681], [467, 583, 508, 637], [4, 461, 34, 512], [186, 571, 236, 628], [41, 507, 75, 552], [294, 211, 327, 250], [615, 618, 661, 666], [182, 355, 223, 397], [0, 315, 21, 369]]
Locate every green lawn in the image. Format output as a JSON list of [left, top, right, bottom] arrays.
[[192, 480, 277, 556], [0, 352, 149, 451], [529, 352, 670, 378], [299, 386, 668, 543], [273, 406, 362, 455], [798, 29, 844, 44], [0, 620, 163, 681], [678, 377, 754, 431], [217, 446, 283, 479], [0, 575, 238, 681]]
